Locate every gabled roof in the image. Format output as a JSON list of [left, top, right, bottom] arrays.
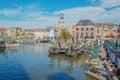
[[102, 22, 112, 24], [76, 20, 94, 26]]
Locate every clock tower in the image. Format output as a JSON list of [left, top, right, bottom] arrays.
[[59, 13, 65, 25]]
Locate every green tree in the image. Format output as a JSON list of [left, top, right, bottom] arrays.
[[60, 29, 71, 40], [21, 32, 26, 36], [2, 32, 8, 41], [16, 33, 20, 37]]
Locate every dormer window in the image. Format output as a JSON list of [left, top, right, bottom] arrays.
[[88, 22, 91, 26], [104, 26, 108, 30], [113, 26, 117, 30], [78, 23, 82, 26]]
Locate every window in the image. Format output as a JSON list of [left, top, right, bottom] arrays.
[[76, 28, 79, 31], [81, 33, 84, 38], [96, 36, 100, 39], [76, 33, 78, 38], [80, 36, 84, 38], [91, 33, 94, 38], [81, 28, 84, 31], [88, 22, 91, 26], [86, 32, 88, 36], [113, 26, 117, 30], [78, 23, 82, 26], [86, 28, 88, 31], [81, 33, 83, 36], [91, 28, 94, 31], [104, 26, 108, 30], [91, 33, 94, 36], [97, 30, 99, 34]]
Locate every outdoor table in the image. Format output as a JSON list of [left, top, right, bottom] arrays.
[[90, 62, 98, 65], [90, 59, 98, 62]]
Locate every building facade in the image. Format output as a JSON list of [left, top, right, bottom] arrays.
[[7, 27, 22, 39], [118, 24, 120, 44], [32, 27, 57, 40], [102, 22, 118, 40], [0, 28, 6, 40], [72, 20, 95, 45], [72, 20, 118, 45], [94, 23, 104, 45], [42, 27, 57, 40]]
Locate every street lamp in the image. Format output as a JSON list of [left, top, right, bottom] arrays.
[[86, 60, 89, 71], [109, 69, 112, 80]]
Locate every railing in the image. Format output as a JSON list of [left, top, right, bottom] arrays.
[[104, 40, 120, 51]]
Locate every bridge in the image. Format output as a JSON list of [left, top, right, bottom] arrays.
[[79, 46, 93, 54]]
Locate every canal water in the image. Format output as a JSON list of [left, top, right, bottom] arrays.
[[0, 43, 92, 80]]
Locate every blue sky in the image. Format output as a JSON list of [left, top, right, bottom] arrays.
[[0, 0, 120, 28]]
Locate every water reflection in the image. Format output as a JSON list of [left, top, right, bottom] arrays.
[[0, 47, 18, 62], [0, 44, 94, 80], [0, 47, 30, 80], [48, 52, 90, 74], [48, 72, 75, 80]]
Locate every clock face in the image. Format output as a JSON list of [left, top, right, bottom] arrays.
[[60, 13, 64, 19]]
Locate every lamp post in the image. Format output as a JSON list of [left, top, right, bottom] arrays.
[[109, 69, 112, 80], [86, 60, 89, 71]]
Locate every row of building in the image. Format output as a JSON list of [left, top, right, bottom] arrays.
[[72, 20, 120, 45], [0, 13, 120, 45], [0, 27, 58, 40], [0, 13, 67, 41]]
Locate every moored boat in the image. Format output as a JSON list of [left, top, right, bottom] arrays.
[[0, 41, 19, 48]]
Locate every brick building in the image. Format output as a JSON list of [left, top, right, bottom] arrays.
[[0, 27, 6, 38], [72, 20, 95, 45], [71, 20, 118, 45]]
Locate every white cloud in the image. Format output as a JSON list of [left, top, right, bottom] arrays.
[[0, 2, 120, 28], [0, 8, 22, 17], [0, 20, 58, 29], [100, 0, 120, 8], [53, 6, 120, 25]]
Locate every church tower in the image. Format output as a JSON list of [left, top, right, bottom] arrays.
[[54, 13, 68, 33], [59, 13, 65, 26]]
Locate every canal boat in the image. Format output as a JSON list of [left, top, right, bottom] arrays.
[[0, 41, 19, 48]]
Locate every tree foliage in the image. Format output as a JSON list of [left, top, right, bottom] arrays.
[[16, 33, 20, 37], [21, 32, 26, 36], [2, 32, 8, 41], [60, 29, 71, 39]]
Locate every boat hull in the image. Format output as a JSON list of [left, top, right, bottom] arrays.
[[0, 43, 20, 48]]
